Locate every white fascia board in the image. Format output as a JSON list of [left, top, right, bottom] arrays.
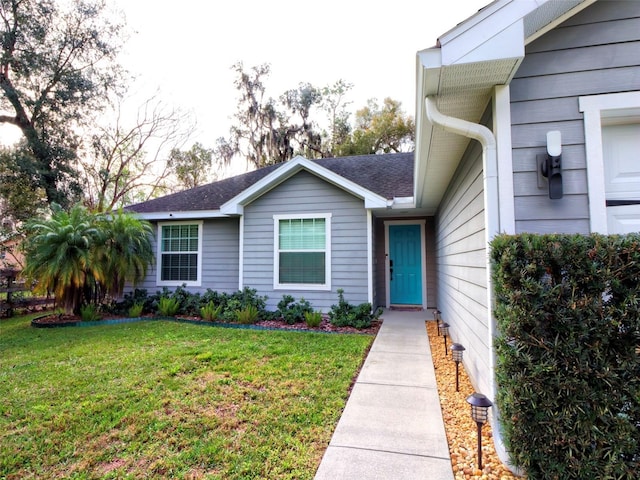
[[453, 20, 525, 65], [417, 48, 442, 96], [390, 197, 415, 209], [220, 156, 306, 215], [438, 0, 535, 66], [134, 210, 226, 221], [221, 155, 388, 213]]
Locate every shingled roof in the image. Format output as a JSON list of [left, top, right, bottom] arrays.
[[126, 152, 414, 214]]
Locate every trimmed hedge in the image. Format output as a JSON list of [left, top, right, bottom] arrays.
[[491, 233, 639, 479]]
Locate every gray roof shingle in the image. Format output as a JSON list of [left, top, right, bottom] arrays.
[[126, 152, 413, 214]]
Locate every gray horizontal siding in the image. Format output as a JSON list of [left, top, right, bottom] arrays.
[[242, 170, 368, 312], [130, 218, 240, 295], [510, 0, 640, 234], [436, 137, 492, 396]]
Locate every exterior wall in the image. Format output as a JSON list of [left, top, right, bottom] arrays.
[[435, 138, 491, 395], [132, 217, 240, 294], [510, 0, 640, 234], [373, 218, 386, 309], [372, 216, 437, 310], [242, 170, 369, 312]]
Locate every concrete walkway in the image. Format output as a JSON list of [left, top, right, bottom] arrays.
[[314, 309, 454, 480]]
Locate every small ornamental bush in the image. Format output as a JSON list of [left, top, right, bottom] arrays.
[[304, 310, 323, 328], [200, 301, 222, 321], [127, 302, 144, 318], [277, 295, 313, 325], [328, 288, 381, 329], [80, 304, 101, 322], [236, 305, 259, 324], [157, 296, 180, 317]]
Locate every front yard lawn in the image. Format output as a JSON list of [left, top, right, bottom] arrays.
[[0, 314, 373, 479]]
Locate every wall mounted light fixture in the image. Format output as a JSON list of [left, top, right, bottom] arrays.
[[538, 130, 563, 199]]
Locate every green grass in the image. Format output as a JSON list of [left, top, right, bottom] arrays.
[[0, 314, 373, 479]]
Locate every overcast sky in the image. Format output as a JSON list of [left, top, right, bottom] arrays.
[[115, 0, 490, 149]]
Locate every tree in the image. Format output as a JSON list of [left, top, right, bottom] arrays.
[[22, 204, 153, 313], [167, 142, 214, 190], [95, 209, 153, 300], [0, 0, 126, 208], [216, 63, 327, 169], [0, 145, 48, 223], [81, 94, 194, 212], [319, 80, 353, 154], [23, 204, 101, 314], [335, 98, 415, 156]]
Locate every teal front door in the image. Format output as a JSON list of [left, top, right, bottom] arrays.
[[389, 224, 423, 305]]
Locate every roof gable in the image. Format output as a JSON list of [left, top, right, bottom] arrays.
[[221, 156, 389, 214]]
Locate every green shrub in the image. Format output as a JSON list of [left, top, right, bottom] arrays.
[[236, 305, 259, 324], [127, 302, 144, 318], [200, 301, 222, 321], [277, 295, 313, 325], [80, 303, 102, 322], [304, 310, 323, 328], [110, 288, 152, 315], [328, 288, 381, 329], [157, 296, 180, 317], [491, 233, 640, 479]]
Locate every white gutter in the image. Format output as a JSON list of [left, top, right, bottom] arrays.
[[425, 96, 511, 467]]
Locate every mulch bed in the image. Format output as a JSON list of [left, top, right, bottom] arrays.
[[426, 320, 521, 480], [31, 313, 381, 335]]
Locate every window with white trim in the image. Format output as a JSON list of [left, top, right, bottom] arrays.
[[157, 221, 202, 286], [274, 214, 331, 290]]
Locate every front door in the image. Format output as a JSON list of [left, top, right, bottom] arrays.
[[389, 224, 423, 305]]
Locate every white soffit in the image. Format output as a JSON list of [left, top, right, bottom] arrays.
[[414, 0, 593, 212]]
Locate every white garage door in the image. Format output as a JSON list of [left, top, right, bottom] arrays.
[[603, 123, 640, 234]]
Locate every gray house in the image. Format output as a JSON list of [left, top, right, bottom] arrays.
[[126, 0, 639, 467], [126, 153, 437, 313]]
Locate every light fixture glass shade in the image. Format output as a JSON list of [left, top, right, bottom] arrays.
[[451, 343, 465, 362], [466, 392, 492, 423], [440, 322, 450, 336], [547, 130, 561, 157]]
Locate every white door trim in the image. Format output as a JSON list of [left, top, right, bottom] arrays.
[[383, 219, 427, 309], [579, 91, 640, 234]]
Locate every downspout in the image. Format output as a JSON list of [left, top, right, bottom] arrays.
[[425, 96, 509, 465]]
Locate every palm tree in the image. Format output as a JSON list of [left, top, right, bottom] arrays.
[[23, 204, 154, 314], [96, 210, 154, 299], [23, 204, 101, 314]]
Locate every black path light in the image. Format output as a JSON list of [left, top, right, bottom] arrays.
[[450, 343, 465, 392], [434, 309, 442, 335], [440, 322, 450, 355], [466, 392, 493, 470]]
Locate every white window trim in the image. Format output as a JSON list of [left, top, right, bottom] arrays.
[[156, 220, 203, 287], [579, 91, 640, 234], [273, 213, 332, 291]]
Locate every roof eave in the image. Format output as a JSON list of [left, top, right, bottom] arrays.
[[414, 0, 597, 212], [134, 210, 228, 221]]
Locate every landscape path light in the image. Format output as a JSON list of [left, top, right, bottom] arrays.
[[466, 392, 493, 470], [440, 322, 450, 355], [450, 343, 465, 392], [434, 309, 442, 335]]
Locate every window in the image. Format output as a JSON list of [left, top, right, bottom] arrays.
[[157, 222, 202, 286], [274, 214, 331, 290]]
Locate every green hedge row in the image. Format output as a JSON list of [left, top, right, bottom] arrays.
[[491, 233, 639, 479]]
